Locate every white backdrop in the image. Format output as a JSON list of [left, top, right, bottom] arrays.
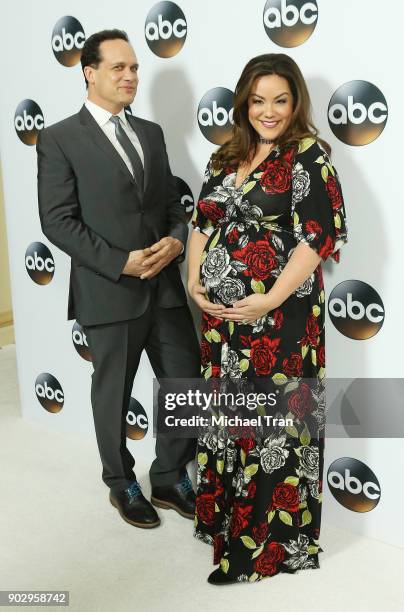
[[0, 0, 402, 548]]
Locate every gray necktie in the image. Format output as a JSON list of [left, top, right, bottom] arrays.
[[110, 115, 144, 190]]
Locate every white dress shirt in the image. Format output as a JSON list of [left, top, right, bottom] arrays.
[[84, 98, 184, 255], [85, 98, 144, 177]]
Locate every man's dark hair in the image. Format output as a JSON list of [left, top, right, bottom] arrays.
[[81, 29, 129, 88]]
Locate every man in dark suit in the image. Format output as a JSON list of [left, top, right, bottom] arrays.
[[37, 29, 200, 529]]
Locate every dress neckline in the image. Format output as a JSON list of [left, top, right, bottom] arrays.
[[233, 145, 280, 190]]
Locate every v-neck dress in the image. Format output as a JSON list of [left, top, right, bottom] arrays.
[[191, 138, 348, 582]]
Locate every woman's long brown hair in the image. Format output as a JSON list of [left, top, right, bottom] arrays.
[[211, 53, 330, 170]]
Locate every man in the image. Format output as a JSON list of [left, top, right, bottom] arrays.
[[37, 29, 200, 529]]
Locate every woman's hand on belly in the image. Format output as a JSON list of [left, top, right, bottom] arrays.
[[188, 282, 226, 318], [220, 292, 279, 323]]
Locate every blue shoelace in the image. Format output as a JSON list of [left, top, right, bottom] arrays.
[[125, 481, 142, 502], [179, 474, 194, 494]]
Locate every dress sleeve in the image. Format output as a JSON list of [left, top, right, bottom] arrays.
[[191, 157, 223, 238], [291, 139, 348, 263]]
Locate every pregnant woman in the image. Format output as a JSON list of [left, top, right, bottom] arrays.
[[188, 53, 348, 585]]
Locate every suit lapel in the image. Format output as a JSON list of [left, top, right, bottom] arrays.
[[126, 113, 151, 193], [78, 105, 137, 187]]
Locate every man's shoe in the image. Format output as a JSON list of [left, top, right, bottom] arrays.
[[151, 473, 195, 519], [109, 481, 161, 529]]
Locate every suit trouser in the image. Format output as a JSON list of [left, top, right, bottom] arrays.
[[83, 290, 200, 494]]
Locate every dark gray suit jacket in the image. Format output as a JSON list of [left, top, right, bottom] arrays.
[[37, 105, 188, 326]]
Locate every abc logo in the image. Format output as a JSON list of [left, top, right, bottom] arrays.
[[174, 177, 194, 222], [328, 81, 388, 145], [263, 0, 318, 47], [126, 397, 148, 440], [328, 280, 385, 340], [52, 16, 85, 67], [25, 242, 55, 285], [72, 321, 92, 362], [145, 1, 187, 58], [198, 88, 234, 145], [35, 373, 65, 413], [327, 457, 381, 512], [14, 100, 44, 146]]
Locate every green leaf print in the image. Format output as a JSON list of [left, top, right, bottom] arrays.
[[244, 464, 259, 478], [300, 423, 311, 446], [241, 536, 257, 549], [279, 511, 293, 526], [301, 509, 312, 526], [251, 279, 265, 294]]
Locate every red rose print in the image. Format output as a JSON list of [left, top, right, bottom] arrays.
[[213, 534, 225, 564], [270, 482, 300, 513], [236, 437, 256, 453], [254, 541, 285, 575], [229, 503, 253, 538], [317, 345, 325, 368], [227, 226, 239, 244], [200, 339, 211, 367], [319, 235, 335, 261], [304, 313, 320, 347], [196, 492, 216, 525], [215, 476, 224, 498], [198, 199, 225, 224], [251, 336, 281, 375], [204, 468, 215, 483], [287, 382, 315, 419], [202, 312, 223, 330], [282, 352, 303, 377], [260, 159, 292, 194], [305, 219, 322, 236], [211, 365, 221, 378], [326, 175, 343, 211], [233, 240, 278, 281], [246, 480, 257, 499], [273, 309, 284, 330], [252, 522, 269, 545]]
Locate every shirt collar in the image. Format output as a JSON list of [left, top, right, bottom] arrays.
[[85, 98, 129, 128]]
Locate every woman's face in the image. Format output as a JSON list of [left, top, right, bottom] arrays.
[[247, 74, 294, 141]]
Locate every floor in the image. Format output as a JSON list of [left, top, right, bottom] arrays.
[[0, 343, 403, 612]]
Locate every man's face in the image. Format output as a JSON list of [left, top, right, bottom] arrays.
[[85, 39, 139, 112]]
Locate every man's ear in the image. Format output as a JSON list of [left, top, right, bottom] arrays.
[[83, 65, 95, 86]]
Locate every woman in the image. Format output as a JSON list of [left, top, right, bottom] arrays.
[[188, 53, 348, 585]]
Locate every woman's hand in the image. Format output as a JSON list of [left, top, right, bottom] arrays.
[[188, 282, 226, 318], [220, 292, 279, 323]]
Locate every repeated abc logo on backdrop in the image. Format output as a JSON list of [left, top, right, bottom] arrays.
[[175, 177, 194, 222], [51, 16, 86, 67], [263, 0, 318, 47], [25, 242, 55, 285], [145, 1, 187, 58], [328, 81, 388, 145], [327, 457, 381, 512], [14, 100, 44, 146], [328, 280, 385, 340], [72, 321, 92, 362], [126, 397, 148, 440], [35, 373, 65, 413], [198, 88, 234, 145]]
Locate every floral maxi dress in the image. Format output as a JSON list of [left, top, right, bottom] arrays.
[[191, 138, 348, 582]]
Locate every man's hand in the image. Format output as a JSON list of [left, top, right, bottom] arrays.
[[139, 237, 183, 280], [122, 248, 153, 277]]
